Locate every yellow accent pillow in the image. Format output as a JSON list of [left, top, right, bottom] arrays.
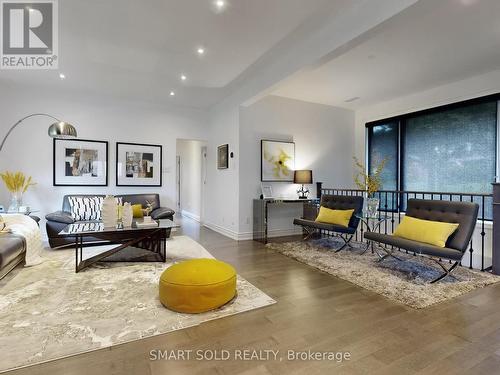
[[131, 204, 144, 218], [393, 216, 459, 248], [159, 258, 237, 314], [315, 207, 354, 227]]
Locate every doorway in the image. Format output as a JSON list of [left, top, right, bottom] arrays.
[[176, 139, 208, 223]]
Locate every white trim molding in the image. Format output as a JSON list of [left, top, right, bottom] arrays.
[[181, 210, 200, 222], [203, 222, 303, 242], [203, 222, 240, 240]]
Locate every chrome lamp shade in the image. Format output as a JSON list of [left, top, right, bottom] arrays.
[[48, 121, 77, 139], [0, 114, 78, 152]]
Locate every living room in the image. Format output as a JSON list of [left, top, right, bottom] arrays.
[[1, 0, 500, 374]]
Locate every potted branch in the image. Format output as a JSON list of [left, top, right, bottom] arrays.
[[353, 157, 387, 217], [0, 171, 36, 213]]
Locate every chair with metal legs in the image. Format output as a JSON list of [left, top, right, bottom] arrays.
[[293, 194, 364, 251], [364, 199, 479, 283]]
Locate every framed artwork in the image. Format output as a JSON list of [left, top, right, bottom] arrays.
[[261, 140, 295, 182], [53, 139, 108, 186], [217, 144, 229, 169], [116, 142, 162, 186]]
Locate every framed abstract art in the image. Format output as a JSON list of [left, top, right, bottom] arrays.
[[261, 140, 295, 182], [53, 139, 108, 186], [116, 142, 162, 186]]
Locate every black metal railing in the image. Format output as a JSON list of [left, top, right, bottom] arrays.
[[319, 187, 493, 272]]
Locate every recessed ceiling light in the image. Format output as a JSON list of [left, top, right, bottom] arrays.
[[212, 0, 228, 13], [59, 73, 66, 80], [180, 74, 187, 81], [170, 91, 175, 96], [197, 47, 205, 55]]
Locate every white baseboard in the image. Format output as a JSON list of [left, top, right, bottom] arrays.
[[237, 232, 254, 241], [203, 222, 239, 240], [237, 228, 302, 241], [181, 210, 200, 222], [203, 222, 302, 242]]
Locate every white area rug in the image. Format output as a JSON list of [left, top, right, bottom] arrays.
[[0, 236, 276, 373], [267, 238, 499, 309]]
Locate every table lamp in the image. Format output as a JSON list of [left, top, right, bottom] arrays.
[[294, 170, 313, 199]]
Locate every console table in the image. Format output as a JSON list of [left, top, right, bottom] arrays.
[[253, 198, 319, 244]]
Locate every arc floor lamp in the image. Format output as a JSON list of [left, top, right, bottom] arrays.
[[0, 113, 76, 222], [0, 113, 77, 152]]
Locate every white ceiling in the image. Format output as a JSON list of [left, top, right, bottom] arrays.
[[0, 0, 338, 109], [272, 0, 500, 110]]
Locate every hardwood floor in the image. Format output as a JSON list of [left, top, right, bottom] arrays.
[[6, 215, 500, 375]]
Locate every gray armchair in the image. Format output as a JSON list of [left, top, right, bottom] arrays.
[[365, 199, 479, 283], [293, 194, 364, 251]]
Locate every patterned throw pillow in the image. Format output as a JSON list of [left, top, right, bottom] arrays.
[[68, 196, 104, 221]]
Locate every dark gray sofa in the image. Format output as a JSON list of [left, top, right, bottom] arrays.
[[0, 232, 25, 280], [46, 194, 175, 248], [365, 198, 479, 283], [293, 194, 364, 251]]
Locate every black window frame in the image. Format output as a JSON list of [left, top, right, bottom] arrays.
[[366, 93, 499, 212], [367, 120, 400, 211]]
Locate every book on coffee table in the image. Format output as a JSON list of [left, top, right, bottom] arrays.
[[132, 220, 159, 228]]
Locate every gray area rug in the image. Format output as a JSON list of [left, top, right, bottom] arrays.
[[0, 236, 276, 373], [267, 237, 499, 309]]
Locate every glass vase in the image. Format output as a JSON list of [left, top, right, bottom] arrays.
[[7, 192, 22, 213], [366, 197, 380, 218]]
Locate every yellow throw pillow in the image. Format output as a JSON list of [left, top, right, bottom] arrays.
[[393, 216, 459, 248], [315, 207, 354, 227], [131, 204, 144, 218]]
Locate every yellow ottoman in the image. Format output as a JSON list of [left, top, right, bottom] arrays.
[[159, 258, 237, 313]]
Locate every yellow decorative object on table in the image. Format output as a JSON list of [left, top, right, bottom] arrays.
[[159, 258, 237, 313], [131, 204, 144, 218]]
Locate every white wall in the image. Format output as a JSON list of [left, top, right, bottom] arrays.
[[203, 105, 240, 239], [176, 139, 206, 221], [0, 84, 208, 238], [238, 95, 355, 239]]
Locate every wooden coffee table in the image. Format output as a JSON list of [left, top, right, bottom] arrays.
[[59, 219, 180, 272]]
